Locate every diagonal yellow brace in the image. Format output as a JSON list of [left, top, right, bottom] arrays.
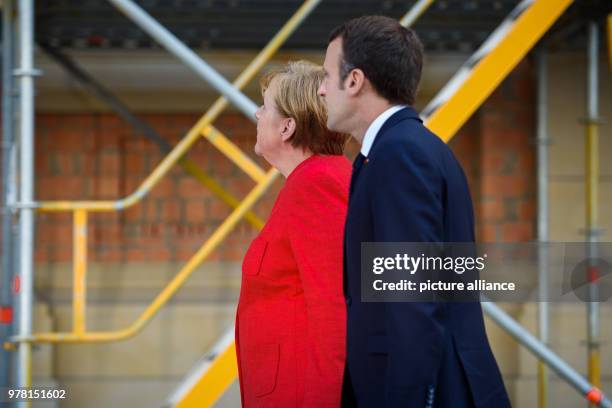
[[10, 169, 279, 344], [201, 125, 267, 183], [171, 330, 238, 408], [425, 0, 573, 142], [185, 344, 237, 408], [181, 343, 237, 408]]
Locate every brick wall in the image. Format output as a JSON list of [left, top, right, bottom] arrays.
[[33, 61, 535, 263], [35, 112, 281, 263], [451, 60, 536, 243]]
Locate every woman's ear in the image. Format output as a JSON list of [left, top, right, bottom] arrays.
[[280, 117, 296, 142]]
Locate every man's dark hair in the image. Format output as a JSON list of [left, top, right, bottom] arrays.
[[328, 15, 423, 105]]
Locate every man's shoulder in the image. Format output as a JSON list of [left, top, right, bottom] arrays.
[[384, 118, 444, 148], [371, 119, 446, 163], [367, 117, 465, 186]]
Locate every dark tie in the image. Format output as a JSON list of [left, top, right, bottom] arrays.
[[349, 153, 366, 197]]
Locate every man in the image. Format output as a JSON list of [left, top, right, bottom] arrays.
[[318, 16, 511, 408]]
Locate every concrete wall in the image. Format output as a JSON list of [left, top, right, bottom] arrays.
[[547, 53, 612, 241], [32, 262, 241, 408]]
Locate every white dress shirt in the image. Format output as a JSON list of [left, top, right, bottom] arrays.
[[360, 105, 407, 157]]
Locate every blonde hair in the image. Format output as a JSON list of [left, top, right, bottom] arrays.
[[260, 60, 348, 155]]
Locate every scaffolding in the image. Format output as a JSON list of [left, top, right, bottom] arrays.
[[1, 0, 610, 407]]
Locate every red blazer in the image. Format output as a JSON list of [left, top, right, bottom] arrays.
[[236, 154, 351, 407]]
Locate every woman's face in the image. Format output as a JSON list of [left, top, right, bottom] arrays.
[[254, 82, 289, 159]]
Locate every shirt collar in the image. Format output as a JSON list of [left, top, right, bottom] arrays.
[[360, 105, 407, 157]]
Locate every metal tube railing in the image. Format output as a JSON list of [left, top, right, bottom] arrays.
[[399, 0, 435, 27], [107, 0, 258, 118], [15, 0, 37, 398], [0, 0, 16, 393], [585, 21, 601, 407], [8, 0, 323, 343], [482, 302, 611, 408], [12, 169, 278, 343], [536, 46, 550, 408]]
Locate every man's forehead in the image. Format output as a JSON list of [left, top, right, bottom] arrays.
[[325, 39, 341, 61], [329, 37, 342, 52]]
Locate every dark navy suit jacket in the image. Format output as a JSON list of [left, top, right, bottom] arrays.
[[342, 107, 510, 408]]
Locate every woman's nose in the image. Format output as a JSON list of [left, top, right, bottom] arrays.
[[255, 106, 262, 120]]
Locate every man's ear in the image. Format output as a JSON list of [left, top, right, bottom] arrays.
[[346, 68, 365, 96], [280, 117, 296, 142]]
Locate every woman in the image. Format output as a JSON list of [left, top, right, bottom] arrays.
[[235, 61, 351, 407]]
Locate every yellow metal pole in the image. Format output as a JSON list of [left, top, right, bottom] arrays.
[[538, 363, 548, 408], [16, 169, 279, 344], [201, 126, 266, 182], [585, 22, 601, 407], [424, 0, 573, 142], [73, 209, 87, 335]]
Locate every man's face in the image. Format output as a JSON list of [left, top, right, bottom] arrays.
[[318, 37, 352, 134]]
